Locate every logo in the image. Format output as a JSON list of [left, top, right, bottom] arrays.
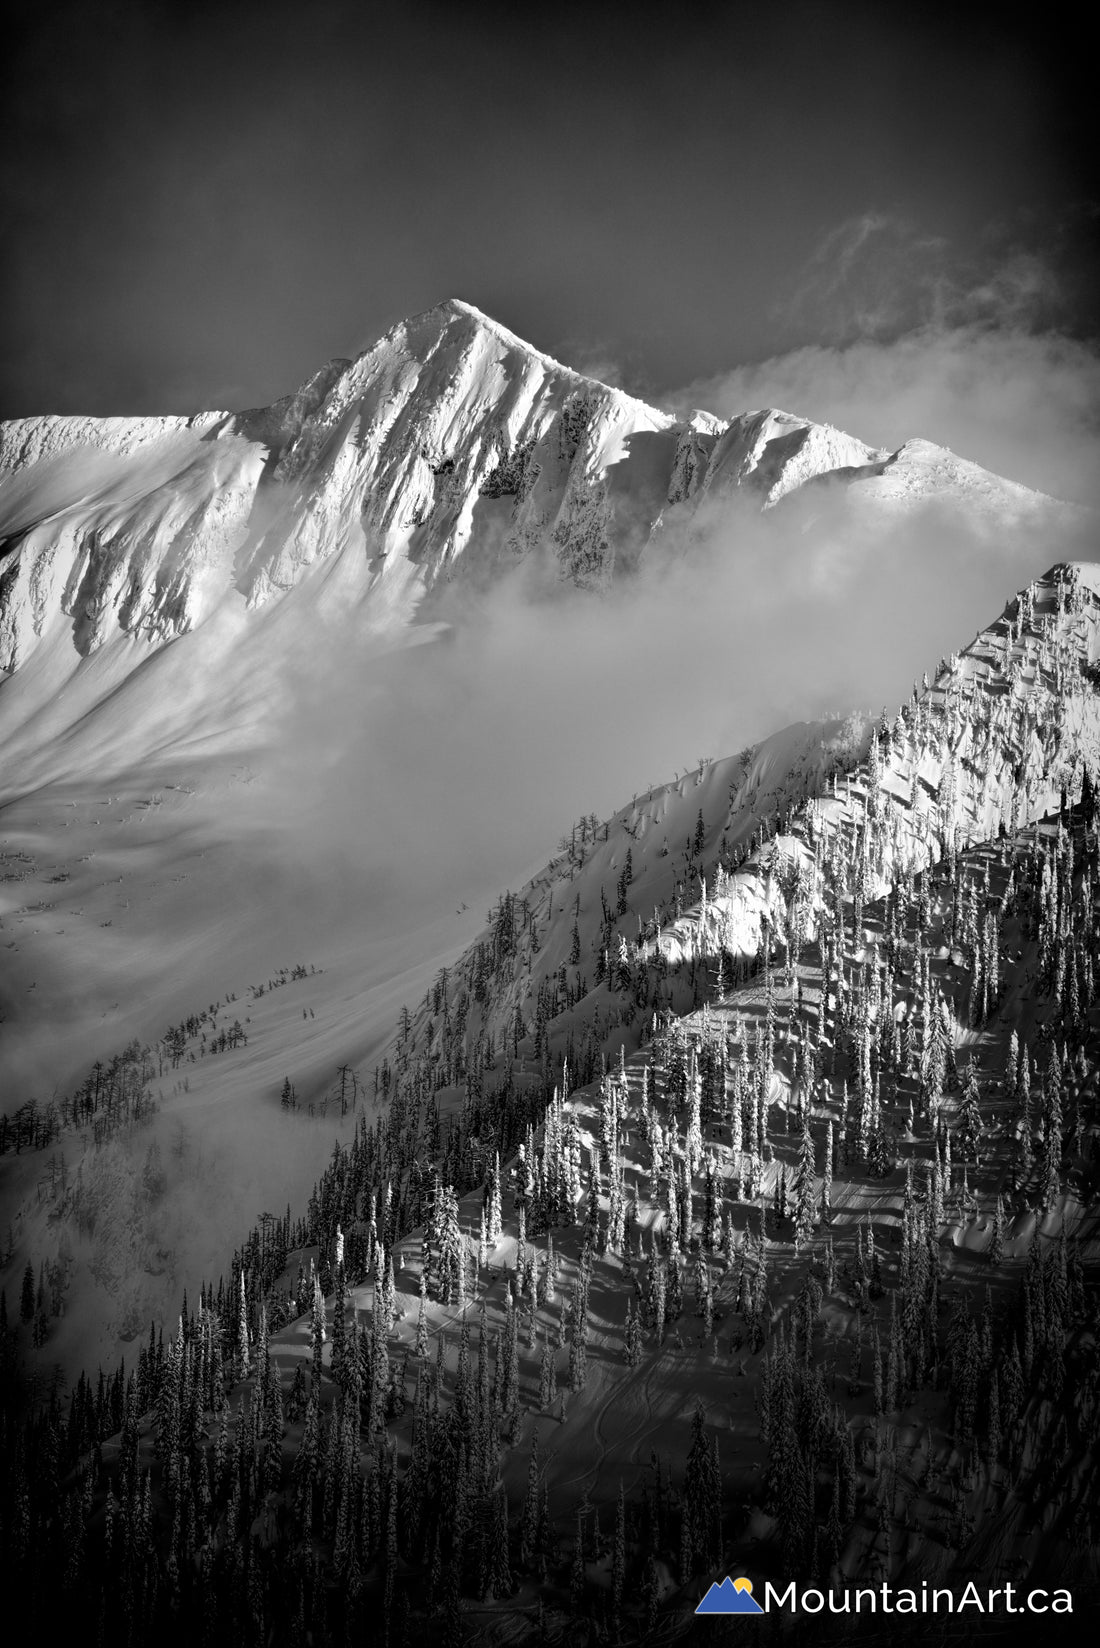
[[696, 1576, 764, 1615], [695, 1577, 1075, 1618]]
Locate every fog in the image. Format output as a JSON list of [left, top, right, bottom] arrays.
[[241, 469, 1097, 956]]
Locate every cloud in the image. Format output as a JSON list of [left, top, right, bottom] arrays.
[[672, 325, 1100, 507], [664, 214, 1100, 509], [241, 469, 1095, 956], [773, 208, 1097, 346], [779, 212, 954, 343]]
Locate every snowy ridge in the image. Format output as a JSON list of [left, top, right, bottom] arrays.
[[0, 431, 265, 665], [846, 437, 1082, 521], [0, 300, 1074, 678], [412, 563, 1100, 1067], [644, 561, 1100, 976], [681, 407, 887, 508], [0, 301, 681, 670], [397, 711, 874, 1073], [223, 298, 680, 607], [0, 408, 228, 478]]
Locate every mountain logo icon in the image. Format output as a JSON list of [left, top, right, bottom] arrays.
[[696, 1575, 765, 1614]]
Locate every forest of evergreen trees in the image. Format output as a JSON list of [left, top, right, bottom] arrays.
[[2, 568, 1100, 1643], [2, 769, 1099, 1643]]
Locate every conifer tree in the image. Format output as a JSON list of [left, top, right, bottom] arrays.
[[487, 1153, 503, 1244], [650, 1248, 667, 1343], [539, 1330, 557, 1407], [236, 1273, 251, 1379], [625, 1300, 642, 1367], [793, 1113, 817, 1251], [485, 1481, 512, 1599], [989, 1194, 1005, 1264], [821, 1118, 833, 1225], [666, 1253, 683, 1325], [568, 1280, 589, 1392], [769, 1408, 809, 1570], [570, 1510, 586, 1612], [611, 1482, 627, 1626], [521, 1433, 541, 1566], [331, 1265, 348, 1390], [643, 1553, 661, 1633], [414, 1273, 429, 1358], [437, 1184, 466, 1305], [701, 1262, 714, 1338], [958, 1065, 983, 1164], [1040, 1074, 1063, 1210], [20, 1261, 34, 1323], [683, 1404, 721, 1571]]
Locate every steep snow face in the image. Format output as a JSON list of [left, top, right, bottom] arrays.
[[689, 407, 887, 508], [0, 301, 684, 673], [641, 560, 1100, 976], [645, 411, 1077, 570], [658, 407, 887, 516], [221, 299, 681, 609], [0, 431, 265, 669], [2, 299, 1078, 684]]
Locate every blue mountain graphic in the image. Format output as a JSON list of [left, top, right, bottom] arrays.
[[696, 1576, 764, 1615]]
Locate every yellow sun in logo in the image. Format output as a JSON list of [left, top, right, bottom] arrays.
[[733, 1578, 754, 1594]]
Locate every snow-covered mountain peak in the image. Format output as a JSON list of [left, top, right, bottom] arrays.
[[417, 297, 602, 385], [847, 436, 1076, 521], [700, 406, 888, 506], [0, 301, 679, 674], [0, 300, 1083, 689]]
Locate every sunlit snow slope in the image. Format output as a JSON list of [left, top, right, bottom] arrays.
[[1, 299, 1073, 694]]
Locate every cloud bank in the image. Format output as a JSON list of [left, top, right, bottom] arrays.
[[672, 213, 1100, 507]]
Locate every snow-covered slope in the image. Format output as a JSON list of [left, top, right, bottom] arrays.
[[0, 300, 672, 674], [0, 300, 1074, 686], [663, 405, 887, 510], [844, 435, 1077, 520], [641, 560, 1100, 976], [409, 561, 1100, 1073]]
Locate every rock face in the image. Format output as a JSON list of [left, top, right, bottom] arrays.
[[0, 298, 1069, 677]]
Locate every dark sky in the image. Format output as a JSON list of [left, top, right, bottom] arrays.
[[1, 0, 1094, 419]]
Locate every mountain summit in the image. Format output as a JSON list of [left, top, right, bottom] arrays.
[[0, 301, 1070, 681]]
